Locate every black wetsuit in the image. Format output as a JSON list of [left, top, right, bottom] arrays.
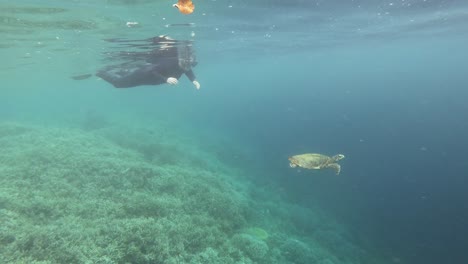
[[97, 56, 196, 88]]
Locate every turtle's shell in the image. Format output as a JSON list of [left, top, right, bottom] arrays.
[[288, 153, 332, 169]]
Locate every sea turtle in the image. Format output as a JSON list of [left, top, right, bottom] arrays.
[[288, 153, 345, 175]]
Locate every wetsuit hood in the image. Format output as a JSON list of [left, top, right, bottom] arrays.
[[178, 44, 197, 71]]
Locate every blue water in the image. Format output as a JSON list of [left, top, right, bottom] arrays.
[[1, 0, 468, 263]]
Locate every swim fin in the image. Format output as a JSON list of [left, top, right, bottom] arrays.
[[70, 73, 92, 80]]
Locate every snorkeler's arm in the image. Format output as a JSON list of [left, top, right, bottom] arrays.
[[150, 69, 177, 85], [185, 69, 196, 82], [185, 69, 200, 89], [151, 70, 167, 82]]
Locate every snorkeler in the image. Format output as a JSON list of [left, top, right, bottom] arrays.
[[96, 35, 201, 90]]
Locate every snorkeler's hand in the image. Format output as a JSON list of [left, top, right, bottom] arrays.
[[192, 80, 200, 90], [167, 77, 178, 85]]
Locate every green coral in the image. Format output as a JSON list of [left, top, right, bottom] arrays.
[[231, 234, 269, 262], [0, 121, 385, 264], [244, 227, 269, 240]]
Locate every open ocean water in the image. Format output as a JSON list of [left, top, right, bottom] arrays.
[[1, 0, 468, 263]]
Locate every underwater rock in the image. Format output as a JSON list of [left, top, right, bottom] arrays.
[[280, 238, 315, 264], [0, 122, 32, 138], [231, 234, 269, 262]]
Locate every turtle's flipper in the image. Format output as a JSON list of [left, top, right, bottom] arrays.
[[328, 163, 341, 175]]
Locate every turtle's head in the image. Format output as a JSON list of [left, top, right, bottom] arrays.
[[288, 156, 298, 168], [333, 154, 345, 161]]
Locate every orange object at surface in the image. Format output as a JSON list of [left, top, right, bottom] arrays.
[[173, 0, 195, 14]]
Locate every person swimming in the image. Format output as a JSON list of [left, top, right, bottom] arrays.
[[96, 35, 200, 90]]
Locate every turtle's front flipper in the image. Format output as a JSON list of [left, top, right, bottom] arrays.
[[328, 163, 341, 175]]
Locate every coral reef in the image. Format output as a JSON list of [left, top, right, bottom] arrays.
[[244, 227, 269, 240], [0, 121, 379, 263]]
